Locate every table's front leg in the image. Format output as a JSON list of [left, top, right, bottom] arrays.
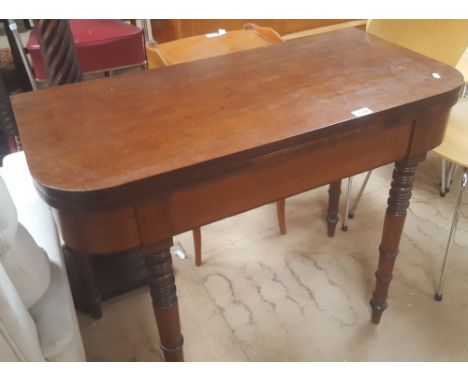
[[370, 157, 423, 324], [144, 243, 184, 361]]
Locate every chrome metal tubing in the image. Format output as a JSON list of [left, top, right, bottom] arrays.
[[349, 170, 372, 219], [441, 159, 447, 196], [435, 169, 468, 301]]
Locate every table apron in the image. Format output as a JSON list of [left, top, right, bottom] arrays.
[[58, 96, 455, 254], [149, 120, 414, 242], [57, 119, 424, 253]]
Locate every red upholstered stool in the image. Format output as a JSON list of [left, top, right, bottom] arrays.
[[27, 20, 146, 80]]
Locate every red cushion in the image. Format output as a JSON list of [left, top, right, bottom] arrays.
[[27, 20, 145, 80]]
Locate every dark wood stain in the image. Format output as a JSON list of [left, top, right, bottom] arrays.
[[11, 29, 462, 207], [10, 28, 464, 361]]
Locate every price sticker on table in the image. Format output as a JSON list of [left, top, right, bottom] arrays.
[[351, 107, 374, 117]]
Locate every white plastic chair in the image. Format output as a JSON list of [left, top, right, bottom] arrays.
[[341, 20, 468, 231]]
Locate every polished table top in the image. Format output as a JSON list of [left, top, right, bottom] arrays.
[[11, 29, 462, 209]]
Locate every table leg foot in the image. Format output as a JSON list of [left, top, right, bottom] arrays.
[[64, 246, 102, 319], [326, 180, 342, 237], [145, 248, 184, 361], [370, 302, 387, 324], [370, 285, 389, 324], [370, 158, 420, 324]]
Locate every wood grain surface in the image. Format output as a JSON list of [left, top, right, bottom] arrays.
[[11, 29, 463, 210]]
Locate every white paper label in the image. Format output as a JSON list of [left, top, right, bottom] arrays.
[[351, 107, 373, 117]]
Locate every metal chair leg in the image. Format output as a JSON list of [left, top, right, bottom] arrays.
[[142, 19, 151, 43], [449, 165, 460, 193], [341, 177, 353, 231], [348, 170, 372, 219], [341, 170, 373, 232], [7, 20, 38, 90], [434, 168, 468, 301], [440, 159, 447, 197], [446, 163, 456, 193]]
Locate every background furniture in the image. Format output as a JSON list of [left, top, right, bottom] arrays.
[[341, 19, 468, 231], [0, 151, 85, 361], [0, 20, 34, 93], [438, 51, 468, 197], [3, 20, 146, 90], [433, 98, 468, 301], [432, 49, 468, 301], [150, 19, 367, 43], [28, 20, 146, 81], [147, 23, 284, 69], [11, 29, 463, 361], [0, 74, 21, 161], [147, 23, 287, 266]]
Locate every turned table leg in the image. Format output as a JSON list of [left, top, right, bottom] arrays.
[[370, 158, 421, 324], [64, 246, 102, 319], [145, 246, 184, 361], [326, 180, 342, 237]]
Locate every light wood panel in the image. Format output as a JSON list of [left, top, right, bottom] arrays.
[[150, 19, 364, 43]]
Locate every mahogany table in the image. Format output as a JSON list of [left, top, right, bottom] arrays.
[[11, 29, 463, 361]]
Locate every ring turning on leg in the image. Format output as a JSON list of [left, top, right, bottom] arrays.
[[370, 159, 420, 324], [145, 248, 184, 361]]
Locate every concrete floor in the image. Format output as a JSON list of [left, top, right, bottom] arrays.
[[78, 152, 468, 361]]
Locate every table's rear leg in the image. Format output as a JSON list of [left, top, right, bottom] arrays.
[[326, 180, 342, 237], [64, 246, 103, 319], [145, 245, 184, 361], [370, 158, 421, 324], [192, 227, 202, 267], [276, 198, 287, 235]]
